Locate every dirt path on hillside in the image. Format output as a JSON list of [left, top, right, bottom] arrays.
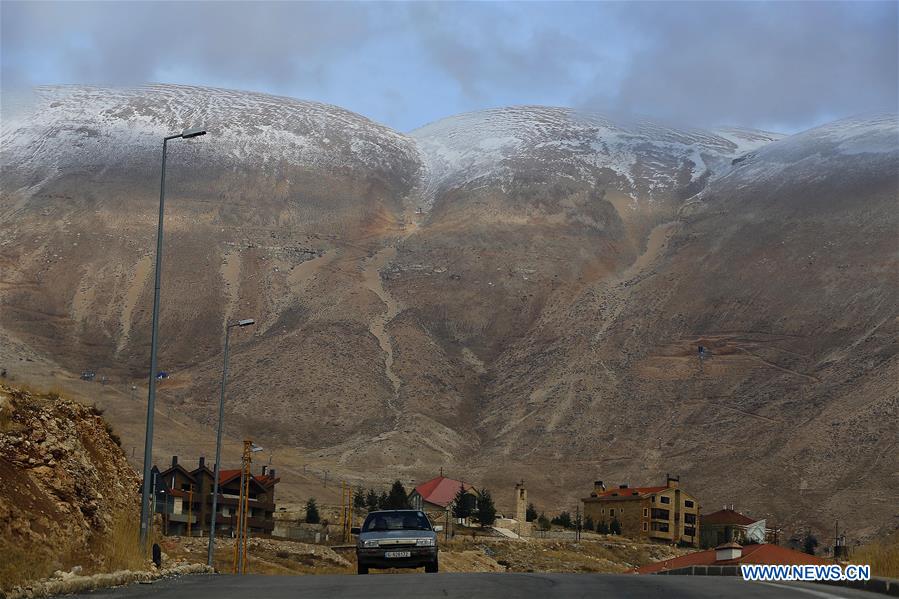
[[116, 254, 153, 353], [361, 246, 403, 407]]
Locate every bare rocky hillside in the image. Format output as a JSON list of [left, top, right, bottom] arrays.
[[0, 384, 142, 590], [1, 84, 896, 542]]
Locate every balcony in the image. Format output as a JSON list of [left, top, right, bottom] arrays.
[[166, 513, 197, 524]]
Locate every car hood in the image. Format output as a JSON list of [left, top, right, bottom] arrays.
[[358, 529, 436, 543]]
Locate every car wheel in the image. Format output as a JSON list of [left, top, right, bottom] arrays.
[[425, 559, 438, 573], [357, 563, 369, 575]]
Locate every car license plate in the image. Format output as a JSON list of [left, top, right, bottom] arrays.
[[384, 551, 411, 558]]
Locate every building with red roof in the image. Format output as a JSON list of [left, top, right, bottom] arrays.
[[409, 475, 477, 513], [700, 507, 767, 548], [146, 455, 280, 537], [636, 542, 827, 575], [582, 475, 701, 547]]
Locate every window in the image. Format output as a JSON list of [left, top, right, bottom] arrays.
[[660, 496, 670, 504], [651, 508, 670, 520], [651, 522, 669, 532], [684, 513, 696, 525], [643, 508, 648, 517], [685, 500, 694, 508], [609, 508, 615, 517], [642, 522, 648, 531], [684, 526, 696, 537]]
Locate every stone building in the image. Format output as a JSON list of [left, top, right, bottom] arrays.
[[147, 456, 279, 537], [581, 474, 700, 546], [700, 507, 767, 548]]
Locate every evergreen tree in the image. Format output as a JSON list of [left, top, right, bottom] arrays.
[[551, 511, 573, 529], [353, 486, 366, 510], [803, 533, 819, 555], [475, 489, 497, 526], [378, 491, 389, 510], [452, 485, 475, 519], [597, 520, 610, 534], [384, 480, 411, 509], [610, 518, 622, 535], [305, 497, 320, 524], [584, 515, 595, 532], [365, 488, 380, 512], [537, 512, 551, 531], [525, 503, 538, 522]]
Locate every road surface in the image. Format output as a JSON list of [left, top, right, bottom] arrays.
[[63, 573, 880, 598]]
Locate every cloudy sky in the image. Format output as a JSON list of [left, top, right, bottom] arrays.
[[1, 1, 896, 133]]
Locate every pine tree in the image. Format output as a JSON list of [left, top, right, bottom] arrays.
[[803, 533, 819, 555], [384, 480, 410, 509], [476, 489, 497, 526], [551, 511, 573, 528], [610, 518, 622, 535], [537, 512, 551, 531], [452, 485, 474, 519], [597, 520, 610, 534], [365, 488, 380, 512], [353, 486, 366, 510], [584, 515, 595, 532], [525, 503, 538, 522], [378, 491, 389, 510], [305, 497, 320, 524]]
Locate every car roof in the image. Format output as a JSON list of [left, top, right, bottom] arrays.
[[366, 509, 423, 514]]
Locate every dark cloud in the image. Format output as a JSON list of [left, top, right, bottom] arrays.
[[579, 1, 898, 131], [1, 1, 896, 132]]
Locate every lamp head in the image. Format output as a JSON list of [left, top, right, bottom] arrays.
[[181, 127, 207, 139]]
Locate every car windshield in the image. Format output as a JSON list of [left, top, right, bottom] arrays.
[[362, 512, 432, 532]]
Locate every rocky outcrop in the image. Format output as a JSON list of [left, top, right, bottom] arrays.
[[0, 384, 141, 591]]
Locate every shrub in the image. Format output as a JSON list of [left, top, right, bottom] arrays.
[[597, 520, 610, 534], [583, 515, 595, 532], [526, 503, 538, 522]]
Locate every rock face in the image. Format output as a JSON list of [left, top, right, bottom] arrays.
[[0, 84, 896, 541], [0, 384, 140, 589]]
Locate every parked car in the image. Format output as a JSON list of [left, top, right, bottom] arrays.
[[352, 509, 441, 575]]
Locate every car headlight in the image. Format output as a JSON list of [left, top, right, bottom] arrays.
[[362, 540, 380, 548], [415, 538, 436, 547]]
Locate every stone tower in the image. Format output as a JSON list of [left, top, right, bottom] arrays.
[[515, 480, 527, 523]]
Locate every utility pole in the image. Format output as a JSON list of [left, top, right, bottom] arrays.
[[576, 504, 581, 542], [233, 440, 252, 574]]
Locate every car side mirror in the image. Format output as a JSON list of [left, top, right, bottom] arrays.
[[433, 525, 443, 532], [351, 527, 361, 535]]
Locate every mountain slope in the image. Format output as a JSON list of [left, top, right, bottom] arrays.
[[1, 85, 896, 540]]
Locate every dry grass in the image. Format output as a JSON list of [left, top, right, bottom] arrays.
[[850, 533, 899, 578], [89, 510, 148, 574]]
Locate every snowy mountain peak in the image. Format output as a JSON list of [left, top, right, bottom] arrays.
[[410, 106, 783, 205]]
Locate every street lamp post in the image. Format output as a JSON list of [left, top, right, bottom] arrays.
[[139, 127, 207, 550], [207, 318, 255, 567]]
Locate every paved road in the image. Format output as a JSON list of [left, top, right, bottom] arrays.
[[63, 573, 881, 598]]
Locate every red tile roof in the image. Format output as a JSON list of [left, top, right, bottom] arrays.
[[636, 544, 827, 574], [413, 476, 474, 508], [586, 486, 667, 501], [702, 508, 758, 526], [218, 469, 278, 487]]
